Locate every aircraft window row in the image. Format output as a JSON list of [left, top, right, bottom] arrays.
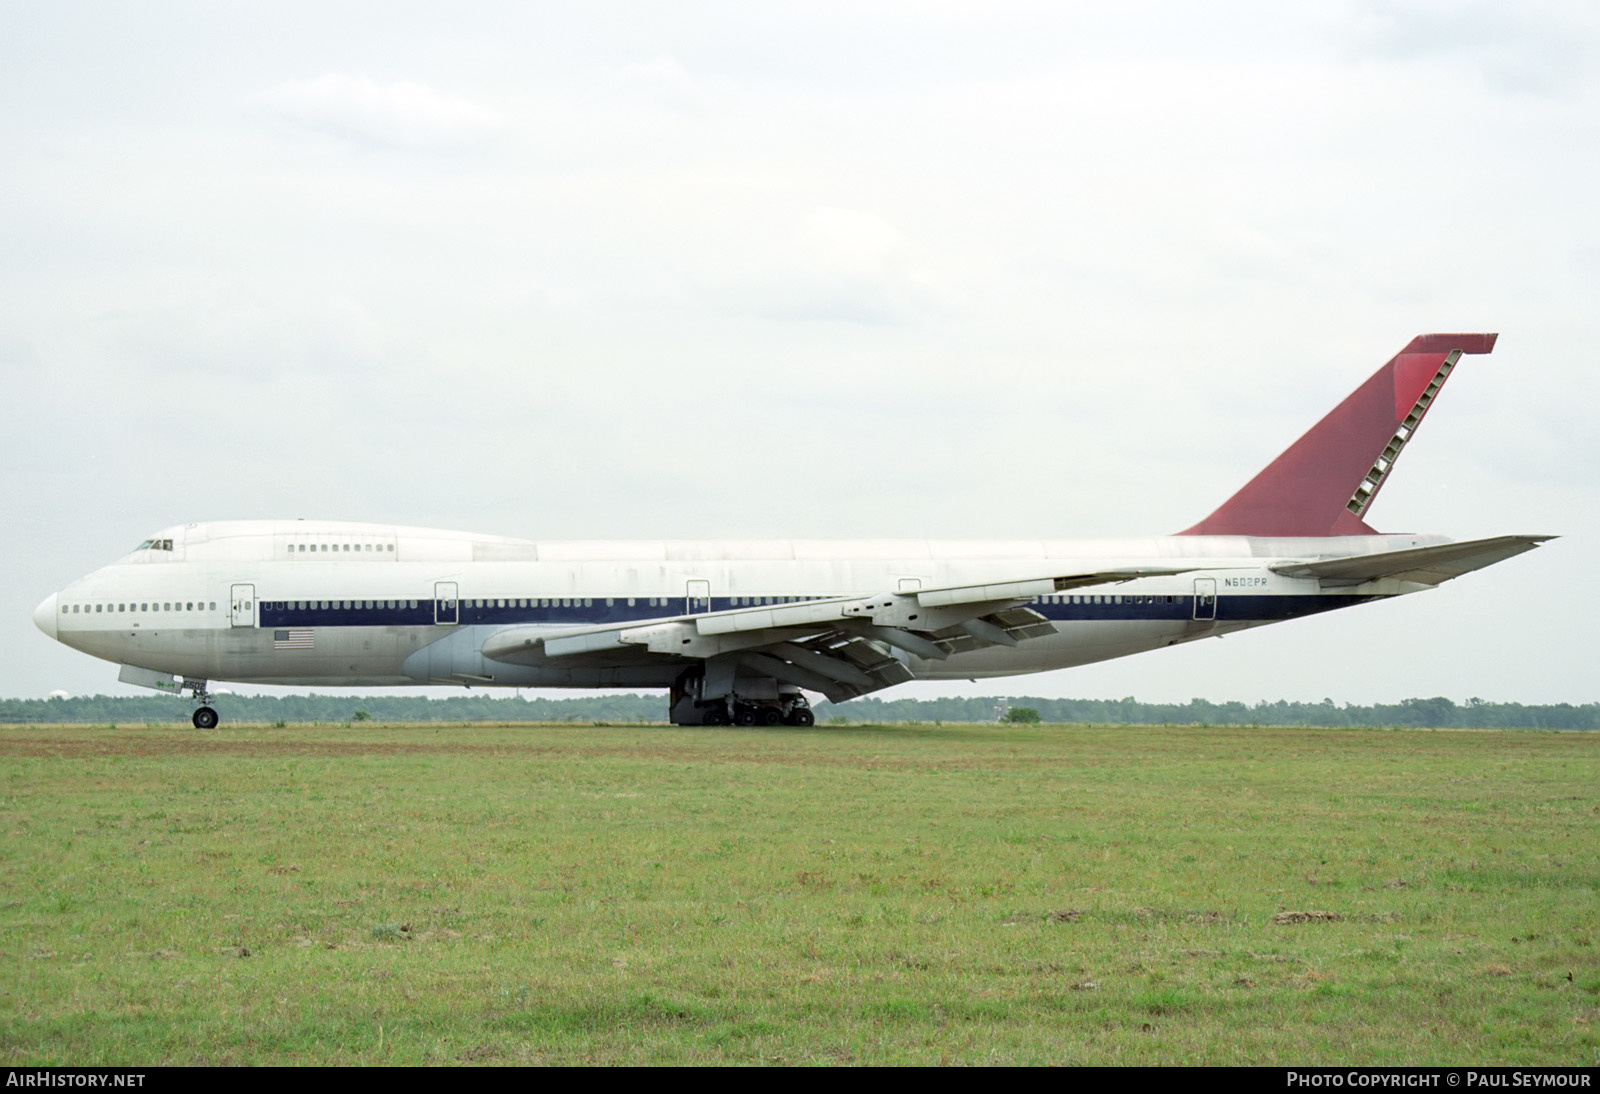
[[277, 600, 420, 610], [1033, 594, 1182, 605], [447, 597, 812, 609], [467, 598, 597, 608], [65, 601, 216, 613], [291, 543, 394, 554], [135, 539, 174, 551]]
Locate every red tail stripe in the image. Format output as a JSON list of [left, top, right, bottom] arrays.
[[1178, 334, 1497, 538]]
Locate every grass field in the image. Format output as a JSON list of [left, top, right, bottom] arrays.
[[1, 721, 1596, 1065]]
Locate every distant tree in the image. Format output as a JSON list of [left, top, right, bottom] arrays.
[[352, 710, 371, 722], [1003, 707, 1042, 724]]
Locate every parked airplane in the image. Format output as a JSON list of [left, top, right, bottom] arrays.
[[33, 333, 1548, 729]]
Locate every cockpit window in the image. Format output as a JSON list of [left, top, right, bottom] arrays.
[[135, 539, 174, 551]]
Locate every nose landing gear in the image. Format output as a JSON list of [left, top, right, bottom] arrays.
[[183, 678, 220, 729]]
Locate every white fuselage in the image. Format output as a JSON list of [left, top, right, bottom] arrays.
[[35, 520, 1434, 690]]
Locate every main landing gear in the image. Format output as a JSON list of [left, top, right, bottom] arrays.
[[184, 678, 220, 729], [669, 671, 815, 727], [706, 700, 815, 727]]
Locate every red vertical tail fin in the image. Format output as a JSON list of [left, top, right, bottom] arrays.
[[1179, 333, 1498, 537]]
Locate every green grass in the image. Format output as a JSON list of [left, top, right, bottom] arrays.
[[0, 721, 1596, 1065]]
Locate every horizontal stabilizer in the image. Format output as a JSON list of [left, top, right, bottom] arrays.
[[1270, 535, 1552, 587]]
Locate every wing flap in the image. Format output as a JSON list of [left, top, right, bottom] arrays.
[[915, 567, 1194, 607], [1270, 534, 1553, 587], [482, 565, 1184, 666]]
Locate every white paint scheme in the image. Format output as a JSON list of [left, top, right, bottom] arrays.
[[31, 519, 1545, 724]]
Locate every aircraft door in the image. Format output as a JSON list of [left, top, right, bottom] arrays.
[[686, 578, 711, 615], [434, 582, 458, 625], [1192, 578, 1217, 621], [230, 584, 256, 628]]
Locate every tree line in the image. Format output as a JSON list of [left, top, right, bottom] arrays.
[[1, 692, 1595, 729]]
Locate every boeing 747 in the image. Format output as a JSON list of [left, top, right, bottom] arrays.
[[33, 333, 1549, 728]]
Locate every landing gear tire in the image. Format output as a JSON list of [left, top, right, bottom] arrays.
[[701, 708, 727, 726], [786, 709, 815, 727], [735, 708, 759, 727], [193, 706, 219, 730], [760, 707, 783, 726]]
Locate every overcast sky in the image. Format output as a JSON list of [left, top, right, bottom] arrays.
[[3, 1, 1595, 706]]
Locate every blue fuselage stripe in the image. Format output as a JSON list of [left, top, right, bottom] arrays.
[[256, 593, 1381, 630]]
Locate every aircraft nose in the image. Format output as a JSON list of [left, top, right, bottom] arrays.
[[33, 593, 58, 640]]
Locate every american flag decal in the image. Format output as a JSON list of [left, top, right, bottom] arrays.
[[273, 629, 315, 650]]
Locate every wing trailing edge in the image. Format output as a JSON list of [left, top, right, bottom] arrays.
[[476, 564, 1200, 701]]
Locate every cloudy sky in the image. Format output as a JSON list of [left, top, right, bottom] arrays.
[[4, 1, 1596, 705]]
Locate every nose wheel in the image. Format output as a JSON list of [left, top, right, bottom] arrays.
[[182, 678, 221, 729]]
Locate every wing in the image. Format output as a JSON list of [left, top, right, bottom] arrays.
[[1269, 534, 1553, 587], [476, 566, 1196, 702]]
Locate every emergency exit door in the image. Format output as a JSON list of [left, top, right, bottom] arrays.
[[435, 582, 458, 625], [230, 584, 256, 628]]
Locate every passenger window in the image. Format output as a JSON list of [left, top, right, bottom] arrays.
[[208, 602, 216, 610]]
